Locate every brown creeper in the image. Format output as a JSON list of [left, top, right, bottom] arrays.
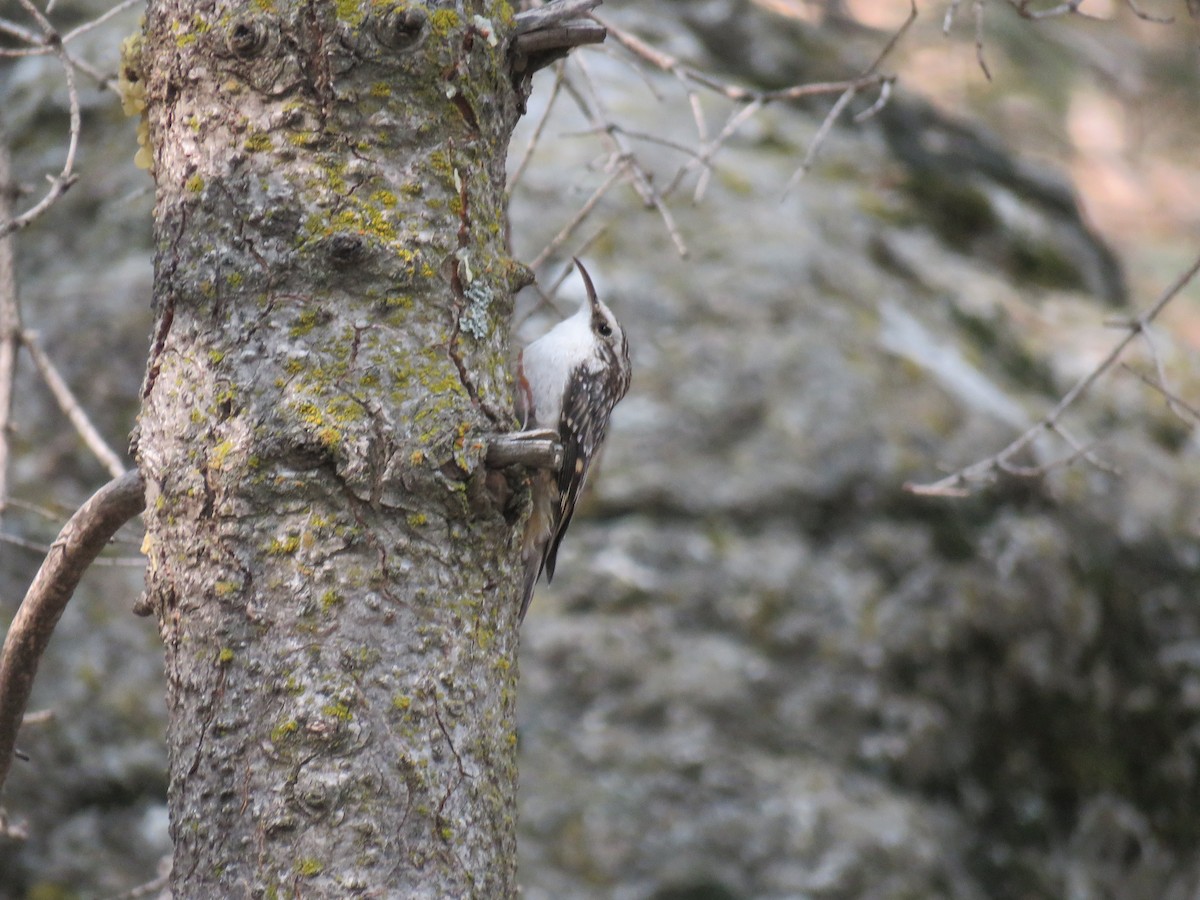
[[516, 259, 632, 620]]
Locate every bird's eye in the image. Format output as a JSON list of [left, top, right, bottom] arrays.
[[598, 322, 613, 337]]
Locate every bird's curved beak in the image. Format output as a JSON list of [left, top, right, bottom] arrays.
[[573, 257, 599, 311]]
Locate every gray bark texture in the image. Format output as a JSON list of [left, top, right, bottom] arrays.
[[134, 1, 526, 895]]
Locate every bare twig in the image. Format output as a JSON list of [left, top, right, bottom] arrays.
[[1123, 0, 1174, 23], [0, 468, 146, 794], [61, 0, 142, 44], [974, 0, 992, 80], [1130, 323, 1197, 425], [528, 159, 627, 270], [603, 9, 906, 203], [561, 58, 694, 256], [103, 859, 172, 900], [1008, 0, 1095, 19], [508, 62, 566, 193], [782, 85, 860, 194], [0, 0, 85, 237], [0, 142, 19, 522], [1, 531, 146, 565], [565, 60, 653, 207], [1122, 363, 1200, 424], [907, 250, 1200, 496], [782, 1, 914, 188], [0, 16, 40, 44], [22, 331, 127, 478]]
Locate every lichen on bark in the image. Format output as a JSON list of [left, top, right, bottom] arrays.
[[134, 0, 526, 894]]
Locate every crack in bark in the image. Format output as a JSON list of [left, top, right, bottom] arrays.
[[430, 688, 471, 880], [446, 160, 506, 428], [141, 206, 188, 403]]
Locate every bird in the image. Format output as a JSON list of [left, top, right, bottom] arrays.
[[515, 258, 632, 621]]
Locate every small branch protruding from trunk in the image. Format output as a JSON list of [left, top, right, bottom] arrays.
[[509, 0, 606, 94], [0, 468, 145, 794], [485, 430, 562, 471]]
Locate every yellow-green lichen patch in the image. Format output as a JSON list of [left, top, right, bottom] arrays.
[[271, 718, 299, 742], [290, 309, 320, 338], [267, 535, 301, 555], [335, 0, 366, 25], [491, 0, 515, 27], [392, 694, 412, 711], [218, 647, 235, 665], [322, 701, 352, 721], [210, 438, 236, 468], [320, 589, 343, 612], [294, 858, 324, 878], [244, 131, 273, 153], [186, 174, 205, 193], [371, 189, 398, 208], [429, 8, 460, 37]]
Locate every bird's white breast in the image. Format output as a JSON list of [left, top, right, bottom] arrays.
[[522, 307, 593, 428]]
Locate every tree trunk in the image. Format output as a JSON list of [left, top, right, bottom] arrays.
[[134, 1, 526, 894]]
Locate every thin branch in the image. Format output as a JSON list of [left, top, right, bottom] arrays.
[[1, 531, 146, 565], [672, 98, 762, 202], [1122, 363, 1200, 424], [0, 16, 39, 43], [1123, 0, 1174, 23], [0, 0, 83, 237], [603, 10, 904, 203], [907, 249, 1200, 496], [0, 469, 146, 794], [562, 54, 690, 255], [528, 159, 627, 270], [565, 122, 709, 163], [564, 59, 655, 208], [782, 0, 914, 188], [4, 496, 73, 521], [516, 227, 608, 330], [1132, 323, 1197, 425], [559, 61, 686, 255], [61, 0, 142, 44], [782, 84, 860, 193], [0, 142, 19, 523], [1008, 0, 1095, 19], [22, 330, 128, 478], [507, 61, 566, 193], [974, 0, 992, 80]]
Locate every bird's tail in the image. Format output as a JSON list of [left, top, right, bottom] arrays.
[[519, 554, 542, 623], [518, 470, 556, 622]]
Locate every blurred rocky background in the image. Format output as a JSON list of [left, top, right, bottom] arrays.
[[3, 0, 1200, 897]]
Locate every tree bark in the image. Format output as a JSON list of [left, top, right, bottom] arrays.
[[135, 1, 527, 894]]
